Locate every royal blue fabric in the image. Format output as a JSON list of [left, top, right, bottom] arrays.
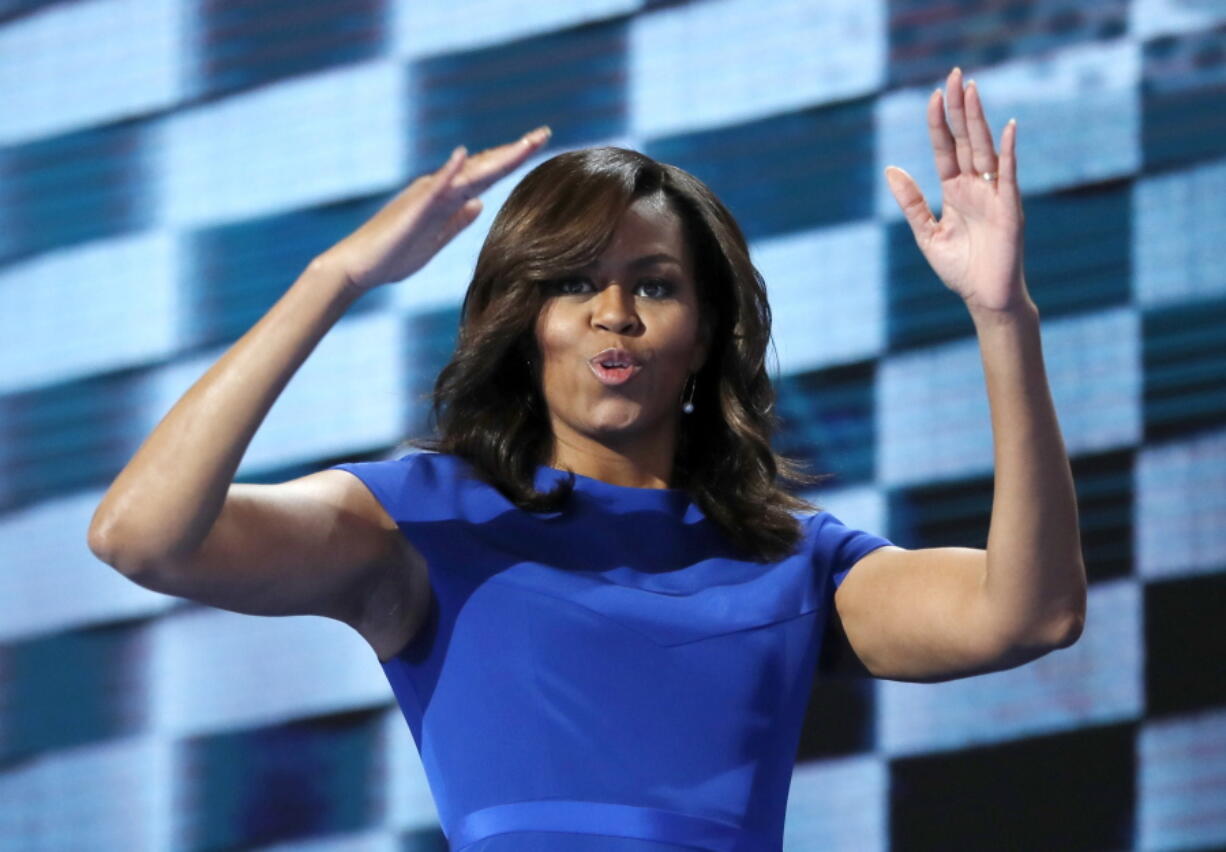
[[327, 450, 893, 851]]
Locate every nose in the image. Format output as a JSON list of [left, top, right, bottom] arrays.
[[591, 282, 641, 334]]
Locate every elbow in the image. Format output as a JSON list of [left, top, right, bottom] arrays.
[[88, 509, 128, 568], [87, 521, 162, 581], [1011, 598, 1086, 654], [1059, 573, 1089, 647], [87, 521, 122, 569], [1038, 595, 1086, 650], [1051, 605, 1086, 649], [1039, 566, 1088, 652], [991, 606, 1084, 673]]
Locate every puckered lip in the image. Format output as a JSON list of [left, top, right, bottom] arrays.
[[588, 347, 642, 367]]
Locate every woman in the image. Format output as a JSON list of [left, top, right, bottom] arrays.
[[88, 68, 1085, 851]]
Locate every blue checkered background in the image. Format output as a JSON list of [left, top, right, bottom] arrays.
[[1, 0, 1224, 849]]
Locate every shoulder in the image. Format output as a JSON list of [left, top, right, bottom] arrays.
[[796, 507, 895, 580], [326, 450, 456, 518], [802, 508, 891, 552], [334, 448, 467, 483]]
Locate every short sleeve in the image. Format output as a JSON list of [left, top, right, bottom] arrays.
[[324, 450, 445, 524], [327, 458, 400, 519], [809, 510, 895, 603]]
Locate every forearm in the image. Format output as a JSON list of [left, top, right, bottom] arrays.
[[87, 255, 360, 568], [970, 292, 1087, 649]]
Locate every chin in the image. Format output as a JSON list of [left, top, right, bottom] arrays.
[[586, 415, 645, 436], [586, 403, 671, 436], [561, 399, 632, 428]]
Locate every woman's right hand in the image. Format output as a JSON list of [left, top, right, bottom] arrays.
[[320, 125, 553, 294]]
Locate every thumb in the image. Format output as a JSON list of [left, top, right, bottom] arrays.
[[884, 166, 936, 243]]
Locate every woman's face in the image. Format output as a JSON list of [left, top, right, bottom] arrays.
[[533, 194, 711, 457]]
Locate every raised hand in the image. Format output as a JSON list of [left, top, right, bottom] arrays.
[[884, 67, 1030, 317], [321, 126, 553, 294]]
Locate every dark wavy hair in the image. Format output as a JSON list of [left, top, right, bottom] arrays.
[[407, 146, 833, 561]]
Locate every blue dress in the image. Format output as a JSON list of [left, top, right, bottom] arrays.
[[327, 450, 893, 851]]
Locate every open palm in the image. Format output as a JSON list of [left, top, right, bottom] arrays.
[[323, 126, 552, 294], [885, 67, 1029, 316]]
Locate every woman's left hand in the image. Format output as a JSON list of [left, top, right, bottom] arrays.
[[885, 67, 1030, 316]]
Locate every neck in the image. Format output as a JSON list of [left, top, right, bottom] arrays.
[[546, 423, 679, 490]]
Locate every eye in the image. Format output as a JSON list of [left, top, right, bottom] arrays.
[[549, 276, 592, 295], [547, 276, 675, 298], [638, 278, 673, 299]]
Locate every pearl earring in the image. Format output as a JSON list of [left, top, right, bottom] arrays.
[[681, 373, 696, 414]]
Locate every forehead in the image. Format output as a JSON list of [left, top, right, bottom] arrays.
[[597, 195, 689, 265]]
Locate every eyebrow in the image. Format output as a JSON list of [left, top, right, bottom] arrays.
[[581, 253, 683, 271]]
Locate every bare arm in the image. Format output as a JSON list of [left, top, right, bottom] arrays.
[[85, 258, 405, 629], [85, 247, 409, 624], [87, 257, 359, 574], [834, 69, 1086, 684], [87, 127, 553, 636]]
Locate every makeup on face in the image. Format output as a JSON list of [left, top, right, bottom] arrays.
[[534, 196, 707, 455], [588, 346, 643, 386]]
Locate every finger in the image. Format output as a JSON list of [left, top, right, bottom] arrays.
[[944, 67, 975, 175], [379, 144, 468, 228], [434, 197, 484, 248], [382, 144, 469, 229], [928, 88, 959, 182], [465, 126, 549, 174], [964, 80, 999, 178], [422, 145, 470, 203], [456, 126, 552, 198], [884, 166, 937, 244], [998, 117, 1019, 209]]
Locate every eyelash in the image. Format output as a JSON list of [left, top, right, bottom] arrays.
[[550, 276, 674, 298]]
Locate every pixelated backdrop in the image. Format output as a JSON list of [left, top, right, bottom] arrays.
[[1, 0, 1225, 850]]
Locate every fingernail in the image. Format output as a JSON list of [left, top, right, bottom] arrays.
[[452, 145, 467, 159], [952, 66, 961, 76], [967, 78, 976, 89]]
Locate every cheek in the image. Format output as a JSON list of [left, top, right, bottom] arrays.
[[535, 321, 566, 366], [533, 308, 560, 358], [534, 315, 581, 392], [660, 314, 703, 362]]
